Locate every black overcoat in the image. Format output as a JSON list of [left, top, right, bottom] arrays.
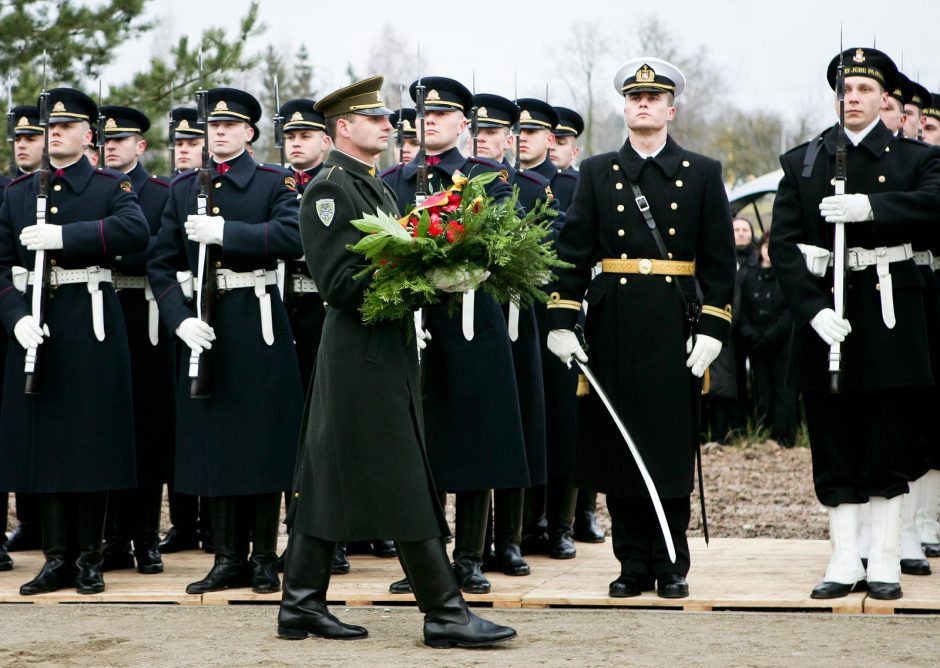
[[546, 137, 735, 498], [287, 149, 449, 541], [148, 150, 304, 497], [381, 146, 530, 491], [768, 121, 940, 390], [0, 158, 148, 492]]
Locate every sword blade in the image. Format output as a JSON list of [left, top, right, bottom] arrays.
[[573, 359, 677, 563]]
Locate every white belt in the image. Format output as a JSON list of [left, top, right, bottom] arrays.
[[507, 297, 520, 342], [913, 250, 934, 267], [290, 275, 319, 294], [462, 289, 475, 341], [176, 268, 278, 345], [848, 244, 912, 329], [12, 265, 112, 341], [113, 273, 160, 346]]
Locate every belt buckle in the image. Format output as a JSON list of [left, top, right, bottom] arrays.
[[638, 258, 653, 275], [216, 273, 229, 290], [635, 195, 649, 212]]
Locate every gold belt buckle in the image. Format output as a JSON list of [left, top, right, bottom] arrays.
[[638, 258, 653, 275]]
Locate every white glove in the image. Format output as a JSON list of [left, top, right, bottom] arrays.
[[13, 315, 45, 350], [547, 329, 588, 366], [414, 311, 431, 350], [685, 334, 722, 378], [819, 194, 873, 224], [20, 224, 63, 251], [427, 266, 491, 293], [185, 214, 225, 245], [175, 317, 216, 352], [810, 308, 851, 345]]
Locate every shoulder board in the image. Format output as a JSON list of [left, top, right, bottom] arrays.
[[554, 170, 578, 181], [379, 163, 402, 178], [517, 170, 549, 186], [93, 167, 121, 180], [321, 165, 344, 183], [8, 172, 33, 188], [466, 156, 502, 170], [170, 169, 199, 186], [149, 176, 169, 187], [258, 164, 288, 175]]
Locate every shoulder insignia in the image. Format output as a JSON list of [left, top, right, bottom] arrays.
[[170, 170, 198, 186], [498, 168, 509, 182], [284, 175, 297, 191], [545, 185, 554, 202], [315, 198, 335, 226], [120, 180, 133, 192]]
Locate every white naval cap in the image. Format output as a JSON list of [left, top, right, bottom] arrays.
[[613, 57, 686, 98]]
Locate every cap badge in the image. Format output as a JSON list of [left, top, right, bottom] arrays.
[[477, 106, 488, 118], [290, 111, 304, 121], [853, 49, 866, 64], [52, 101, 66, 112], [427, 89, 441, 101], [214, 100, 229, 112], [16, 116, 28, 127], [636, 65, 655, 83], [402, 120, 413, 131], [105, 118, 117, 129], [520, 110, 532, 121], [178, 119, 191, 130]]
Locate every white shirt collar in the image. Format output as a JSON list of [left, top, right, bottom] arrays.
[[631, 140, 667, 160], [844, 117, 880, 146]]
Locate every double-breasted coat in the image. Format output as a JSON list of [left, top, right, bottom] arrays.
[[0, 158, 149, 493], [381, 146, 530, 492], [547, 137, 735, 498], [147, 150, 304, 497], [287, 149, 449, 541]]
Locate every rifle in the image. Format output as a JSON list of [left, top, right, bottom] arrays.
[[396, 84, 405, 165], [273, 75, 286, 167], [6, 81, 15, 176], [415, 44, 428, 204], [513, 73, 521, 171], [24, 53, 50, 395], [189, 50, 219, 399], [829, 33, 847, 393], [168, 82, 176, 174], [469, 71, 478, 158], [96, 80, 105, 166]]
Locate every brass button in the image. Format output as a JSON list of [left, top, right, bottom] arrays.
[[53, 184, 62, 191], [878, 175, 886, 183], [668, 227, 676, 236], [665, 276, 673, 283], [676, 180, 683, 187], [613, 164, 620, 171], [294, 492, 299, 498], [50, 206, 58, 214], [214, 261, 222, 268], [620, 253, 628, 259], [875, 283, 880, 291], [682, 160, 690, 167], [50, 259, 57, 266], [615, 182, 623, 190], [214, 182, 221, 189], [670, 202, 678, 210], [667, 252, 673, 259], [885, 146, 891, 152], [212, 206, 220, 214], [617, 229, 625, 237], [619, 277, 627, 285], [617, 204, 625, 212]]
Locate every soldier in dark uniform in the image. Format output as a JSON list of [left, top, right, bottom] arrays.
[[902, 78, 930, 140], [278, 75, 515, 648], [381, 77, 530, 595], [0, 88, 149, 594], [156, 106, 208, 555], [87, 105, 173, 576], [148, 87, 304, 595], [770, 48, 940, 601], [469, 93, 551, 575], [550, 106, 583, 176], [3, 106, 45, 560], [546, 58, 735, 599], [390, 108, 420, 164]]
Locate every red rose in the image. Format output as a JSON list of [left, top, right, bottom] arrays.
[[429, 221, 444, 237], [429, 211, 441, 225], [379, 258, 388, 265], [446, 228, 457, 243], [448, 193, 461, 205], [442, 202, 460, 213]]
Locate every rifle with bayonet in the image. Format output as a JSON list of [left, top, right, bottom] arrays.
[[829, 35, 848, 393], [273, 75, 286, 168], [97, 80, 105, 166], [470, 71, 478, 158], [189, 50, 219, 399], [415, 45, 429, 204], [6, 81, 15, 176], [168, 83, 176, 174], [513, 74, 521, 171], [24, 54, 51, 395], [396, 84, 405, 165]]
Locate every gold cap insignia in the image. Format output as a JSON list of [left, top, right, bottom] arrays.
[[853, 48, 865, 64], [105, 118, 117, 129], [427, 89, 441, 101], [477, 106, 489, 118], [520, 110, 532, 121], [178, 119, 191, 130], [16, 116, 28, 127], [636, 65, 655, 82], [402, 119, 413, 131], [290, 111, 304, 121], [214, 100, 229, 112], [52, 101, 66, 112], [376, 93, 384, 103]]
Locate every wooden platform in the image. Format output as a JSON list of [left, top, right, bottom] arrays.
[[2, 538, 938, 614]]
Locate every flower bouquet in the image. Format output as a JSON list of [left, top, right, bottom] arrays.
[[348, 170, 569, 325]]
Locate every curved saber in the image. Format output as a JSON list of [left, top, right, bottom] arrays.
[[569, 358, 676, 563]]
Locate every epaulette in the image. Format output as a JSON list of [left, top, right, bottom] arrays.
[[379, 163, 402, 178], [320, 165, 344, 183], [93, 167, 122, 179], [258, 164, 289, 175], [170, 169, 198, 186], [517, 169, 550, 186], [149, 176, 169, 187], [554, 170, 578, 181], [8, 172, 32, 188], [466, 156, 502, 170]]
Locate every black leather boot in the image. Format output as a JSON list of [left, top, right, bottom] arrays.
[[333, 543, 350, 574], [75, 492, 108, 594], [453, 490, 491, 594], [186, 496, 249, 594], [6, 492, 43, 551], [548, 522, 577, 559], [277, 533, 368, 640], [0, 494, 11, 570], [20, 494, 72, 595], [397, 538, 516, 648], [159, 491, 201, 553], [250, 493, 281, 594], [493, 488, 530, 576], [101, 489, 134, 572], [133, 484, 165, 574], [573, 489, 605, 543], [547, 477, 578, 559]]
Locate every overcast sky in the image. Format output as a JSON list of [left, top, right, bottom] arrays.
[[107, 0, 940, 130]]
